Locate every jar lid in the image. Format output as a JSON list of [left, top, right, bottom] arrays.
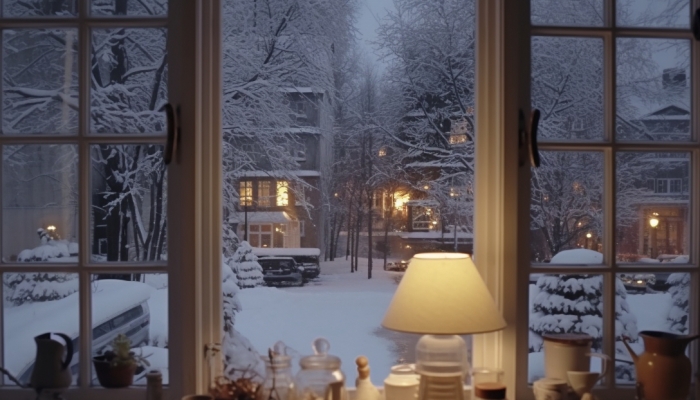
[[542, 333, 593, 346], [533, 378, 568, 390], [474, 383, 506, 399], [299, 338, 342, 370]]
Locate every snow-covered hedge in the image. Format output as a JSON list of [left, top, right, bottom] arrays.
[[228, 241, 264, 288]]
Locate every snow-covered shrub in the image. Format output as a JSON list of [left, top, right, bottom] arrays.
[[229, 241, 264, 288], [529, 274, 637, 352], [3, 273, 78, 306], [666, 273, 690, 334]]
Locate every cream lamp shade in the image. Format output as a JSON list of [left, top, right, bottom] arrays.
[[382, 253, 506, 335]]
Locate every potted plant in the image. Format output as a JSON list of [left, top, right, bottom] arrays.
[[93, 334, 150, 388]]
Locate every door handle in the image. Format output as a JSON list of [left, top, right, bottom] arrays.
[[693, 9, 700, 41], [163, 103, 180, 165], [519, 108, 541, 168]]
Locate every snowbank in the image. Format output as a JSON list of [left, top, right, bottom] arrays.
[[550, 249, 602, 264]]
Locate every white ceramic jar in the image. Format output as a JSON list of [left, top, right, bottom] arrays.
[[542, 333, 610, 381], [383, 364, 420, 400], [533, 378, 569, 400]]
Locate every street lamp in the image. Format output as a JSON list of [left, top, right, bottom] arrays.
[[649, 214, 659, 258], [649, 217, 659, 228], [586, 232, 592, 249]]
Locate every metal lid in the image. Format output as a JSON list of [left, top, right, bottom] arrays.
[[299, 338, 342, 370], [542, 333, 593, 346], [474, 383, 506, 399]]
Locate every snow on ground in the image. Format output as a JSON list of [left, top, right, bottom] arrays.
[[236, 257, 408, 384], [147, 287, 169, 348]]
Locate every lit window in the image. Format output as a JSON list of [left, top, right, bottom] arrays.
[[449, 134, 467, 144], [239, 181, 253, 206], [378, 147, 387, 157], [276, 181, 289, 206], [258, 181, 273, 207]]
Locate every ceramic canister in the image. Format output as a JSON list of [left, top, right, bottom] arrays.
[[384, 364, 420, 400], [533, 378, 569, 400], [542, 333, 593, 381]]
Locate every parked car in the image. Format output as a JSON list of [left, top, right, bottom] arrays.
[[384, 260, 409, 271], [254, 248, 321, 280], [619, 273, 656, 293], [258, 257, 304, 287]]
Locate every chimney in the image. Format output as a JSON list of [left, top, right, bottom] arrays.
[[662, 68, 686, 89]]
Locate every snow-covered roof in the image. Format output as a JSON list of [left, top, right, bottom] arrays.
[[230, 211, 296, 224], [399, 231, 473, 240], [5, 280, 154, 375], [549, 249, 603, 265], [252, 247, 321, 257], [237, 170, 321, 178]]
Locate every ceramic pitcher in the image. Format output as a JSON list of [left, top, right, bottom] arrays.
[[622, 330, 700, 400], [30, 332, 73, 391]]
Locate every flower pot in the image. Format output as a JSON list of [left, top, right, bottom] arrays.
[[93, 356, 137, 388]]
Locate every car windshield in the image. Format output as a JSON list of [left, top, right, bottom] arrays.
[[260, 260, 293, 269]]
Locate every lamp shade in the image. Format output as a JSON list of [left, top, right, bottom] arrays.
[[382, 253, 507, 335]]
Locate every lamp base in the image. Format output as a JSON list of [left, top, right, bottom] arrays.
[[417, 375, 465, 400]]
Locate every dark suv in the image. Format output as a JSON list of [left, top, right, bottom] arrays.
[[258, 257, 304, 287]]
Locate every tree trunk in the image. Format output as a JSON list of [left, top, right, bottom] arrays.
[[383, 193, 393, 270]]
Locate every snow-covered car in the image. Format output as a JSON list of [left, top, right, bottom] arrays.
[[253, 248, 321, 281], [258, 257, 304, 287], [619, 273, 656, 293], [384, 260, 409, 271]]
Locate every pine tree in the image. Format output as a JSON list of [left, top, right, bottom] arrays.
[[229, 241, 264, 288], [3, 272, 78, 306], [529, 274, 638, 352], [666, 273, 690, 334]]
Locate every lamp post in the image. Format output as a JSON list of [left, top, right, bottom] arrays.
[[586, 232, 592, 249], [649, 215, 659, 258]]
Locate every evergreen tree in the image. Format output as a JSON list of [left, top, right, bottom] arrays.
[[3, 273, 78, 306], [229, 241, 264, 288], [666, 273, 690, 334]]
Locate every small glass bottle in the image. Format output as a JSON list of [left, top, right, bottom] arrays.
[[257, 341, 295, 400]]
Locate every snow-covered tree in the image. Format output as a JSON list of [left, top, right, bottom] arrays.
[[529, 274, 637, 353], [3, 273, 78, 306], [228, 241, 264, 288], [666, 272, 690, 334]]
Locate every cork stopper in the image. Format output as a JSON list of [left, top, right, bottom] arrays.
[[355, 356, 370, 380]]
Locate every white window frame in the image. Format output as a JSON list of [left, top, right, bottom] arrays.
[[0, 1, 221, 399], [481, 0, 700, 398]]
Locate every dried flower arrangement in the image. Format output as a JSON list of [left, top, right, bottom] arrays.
[[209, 369, 260, 400]]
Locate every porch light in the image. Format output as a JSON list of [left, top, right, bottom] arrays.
[[47, 225, 57, 232], [649, 217, 659, 228], [586, 232, 592, 239]]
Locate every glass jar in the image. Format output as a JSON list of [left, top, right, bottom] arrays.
[[257, 341, 295, 400], [295, 338, 347, 400], [474, 382, 506, 400]]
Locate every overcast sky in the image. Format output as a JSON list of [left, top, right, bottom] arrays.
[[355, 0, 395, 71]]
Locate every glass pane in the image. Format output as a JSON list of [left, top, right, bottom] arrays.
[[3, 272, 79, 386], [92, 0, 167, 16], [91, 274, 168, 386], [3, 29, 78, 135], [3, 145, 78, 262], [90, 145, 167, 262], [90, 29, 167, 134], [528, 274, 605, 383], [615, 272, 690, 383], [531, 0, 604, 26], [617, 0, 689, 28], [616, 152, 689, 262], [617, 38, 690, 142], [532, 37, 604, 141], [3, 0, 77, 17], [531, 151, 604, 263]]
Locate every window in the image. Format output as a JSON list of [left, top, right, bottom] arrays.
[[527, 1, 696, 396], [258, 181, 273, 207], [276, 181, 289, 207], [240, 180, 253, 206]]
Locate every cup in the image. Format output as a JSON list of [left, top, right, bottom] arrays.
[[566, 371, 602, 397], [182, 396, 214, 400]]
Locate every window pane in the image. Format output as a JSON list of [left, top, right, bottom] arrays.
[[3, 272, 79, 386], [3, 145, 78, 263], [90, 145, 167, 262], [3, 29, 78, 135], [617, 0, 690, 28], [531, 151, 604, 263], [528, 274, 606, 383], [91, 0, 166, 16], [531, 0, 603, 26], [532, 37, 604, 141], [91, 274, 168, 386], [615, 272, 690, 383], [3, 0, 77, 17], [617, 38, 690, 142], [90, 29, 167, 134], [616, 152, 689, 262]]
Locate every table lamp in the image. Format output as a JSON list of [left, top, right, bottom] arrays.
[[382, 253, 507, 400]]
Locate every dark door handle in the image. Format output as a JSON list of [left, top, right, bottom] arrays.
[[519, 108, 541, 168], [693, 9, 700, 40], [163, 103, 180, 165]]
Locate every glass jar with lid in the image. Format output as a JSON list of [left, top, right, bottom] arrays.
[[295, 338, 347, 400], [256, 341, 295, 400]]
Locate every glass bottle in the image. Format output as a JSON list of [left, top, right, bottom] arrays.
[[257, 341, 295, 400], [295, 338, 347, 400]]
